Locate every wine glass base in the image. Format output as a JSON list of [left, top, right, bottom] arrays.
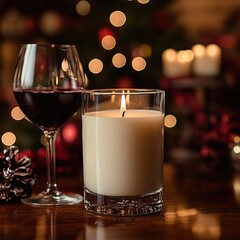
[[21, 192, 83, 206]]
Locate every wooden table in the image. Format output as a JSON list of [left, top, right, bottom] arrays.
[[1, 162, 240, 240]]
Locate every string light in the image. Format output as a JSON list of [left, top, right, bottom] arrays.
[[1, 132, 16, 146], [112, 53, 126, 68], [76, 0, 91, 16], [88, 58, 103, 74], [109, 11, 126, 27], [11, 106, 25, 121], [101, 35, 116, 50], [131, 57, 146, 71], [164, 114, 177, 128]]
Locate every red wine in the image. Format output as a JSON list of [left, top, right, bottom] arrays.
[[14, 90, 82, 130]]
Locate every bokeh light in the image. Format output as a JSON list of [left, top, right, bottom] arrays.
[[137, 0, 150, 4], [0, 9, 24, 37], [62, 123, 78, 144], [1, 132, 16, 146], [109, 11, 126, 27], [112, 53, 126, 68], [76, 0, 91, 16], [88, 58, 103, 74], [131, 57, 146, 71], [139, 44, 152, 58], [98, 27, 114, 41], [11, 106, 25, 121], [234, 135, 240, 143], [40, 11, 62, 35], [164, 114, 177, 128], [101, 35, 116, 50], [233, 145, 240, 154]]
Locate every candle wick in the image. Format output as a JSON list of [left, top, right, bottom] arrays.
[[122, 111, 125, 118]]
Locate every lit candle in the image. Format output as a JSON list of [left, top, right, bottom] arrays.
[[162, 49, 193, 78], [192, 44, 221, 76], [82, 90, 164, 198]]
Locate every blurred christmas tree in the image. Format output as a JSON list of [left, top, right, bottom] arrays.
[[0, 0, 191, 88], [0, 0, 190, 151]]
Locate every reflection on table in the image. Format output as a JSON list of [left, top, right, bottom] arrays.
[[1, 163, 240, 240]]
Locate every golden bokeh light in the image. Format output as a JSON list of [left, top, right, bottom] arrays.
[[234, 135, 240, 143], [131, 56, 146, 71], [109, 11, 126, 27], [1, 132, 16, 146], [101, 35, 116, 50], [11, 106, 25, 121], [88, 58, 103, 74], [139, 44, 152, 58], [76, 0, 91, 16], [164, 114, 177, 128], [233, 145, 240, 154], [137, 0, 150, 4], [112, 53, 126, 68], [40, 11, 61, 35]]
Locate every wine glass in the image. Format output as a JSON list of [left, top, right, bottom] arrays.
[[13, 44, 86, 206]]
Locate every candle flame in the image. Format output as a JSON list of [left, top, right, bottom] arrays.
[[120, 91, 126, 117]]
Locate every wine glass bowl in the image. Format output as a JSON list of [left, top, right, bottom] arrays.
[[13, 44, 85, 205]]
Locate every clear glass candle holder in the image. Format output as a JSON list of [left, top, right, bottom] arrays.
[[82, 89, 165, 216]]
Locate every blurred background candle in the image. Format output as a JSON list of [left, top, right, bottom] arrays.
[[192, 44, 221, 77], [82, 89, 165, 216], [162, 49, 194, 78]]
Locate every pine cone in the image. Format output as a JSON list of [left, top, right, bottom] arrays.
[[0, 146, 36, 203]]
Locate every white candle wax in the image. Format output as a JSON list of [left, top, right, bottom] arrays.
[[82, 109, 164, 196]]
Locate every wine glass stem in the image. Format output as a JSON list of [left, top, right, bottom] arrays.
[[44, 130, 59, 195]]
